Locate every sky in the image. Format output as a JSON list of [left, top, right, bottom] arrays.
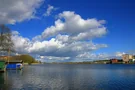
[[0, 0, 135, 62]]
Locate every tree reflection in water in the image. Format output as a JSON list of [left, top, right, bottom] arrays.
[[0, 70, 23, 90]]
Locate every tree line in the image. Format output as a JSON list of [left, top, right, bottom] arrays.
[[8, 54, 40, 64]]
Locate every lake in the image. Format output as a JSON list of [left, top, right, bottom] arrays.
[[1, 64, 135, 90]]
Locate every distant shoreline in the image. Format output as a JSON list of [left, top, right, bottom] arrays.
[[23, 63, 42, 65], [24, 63, 135, 65]]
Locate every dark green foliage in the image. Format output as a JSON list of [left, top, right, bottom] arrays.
[[9, 54, 38, 64], [20, 55, 35, 63]]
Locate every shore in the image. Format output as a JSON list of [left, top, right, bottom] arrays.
[[23, 63, 42, 65]]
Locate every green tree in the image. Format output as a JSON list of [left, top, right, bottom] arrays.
[[0, 25, 14, 55], [19, 54, 36, 64]]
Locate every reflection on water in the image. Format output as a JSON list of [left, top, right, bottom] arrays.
[[0, 70, 23, 90], [1, 64, 135, 90], [0, 73, 8, 90]]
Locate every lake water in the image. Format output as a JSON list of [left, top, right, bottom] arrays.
[[1, 64, 135, 90]]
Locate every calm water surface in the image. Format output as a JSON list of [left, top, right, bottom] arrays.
[[1, 64, 135, 90]]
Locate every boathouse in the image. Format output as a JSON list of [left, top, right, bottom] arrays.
[[6, 60, 23, 70]]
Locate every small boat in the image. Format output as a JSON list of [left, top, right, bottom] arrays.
[[0, 60, 6, 72]]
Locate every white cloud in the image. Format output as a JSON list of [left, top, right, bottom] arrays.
[[75, 52, 126, 61], [71, 27, 106, 41], [0, 0, 43, 24], [39, 56, 70, 62], [12, 31, 127, 62], [11, 31, 108, 61], [12, 32, 32, 53], [56, 34, 69, 43], [44, 5, 57, 16], [115, 52, 125, 57], [76, 52, 109, 61], [36, 11, 107, 41], [29, 38, 65, 56], [12, 31, 20, 35]]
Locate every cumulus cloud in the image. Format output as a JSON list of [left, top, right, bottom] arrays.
[[11, 30, 108, 61], [12, 31, 20, 35], [43, 5, 57, 16], [35, 11, 107, 41], [38, 56, 70, 62], [0, 0, 43, 24], [12, 31, 32, 53], [76, 52, 109, 61], [12, 31, 107, 56], [115, 52, 125, 57], [75, 52, 126, 62], [12, 31, 126, 62]]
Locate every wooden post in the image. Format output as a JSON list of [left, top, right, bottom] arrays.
[[8, 48, 10, 64]]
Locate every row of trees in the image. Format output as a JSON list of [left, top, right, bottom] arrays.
[[9, 54, 39, 64]]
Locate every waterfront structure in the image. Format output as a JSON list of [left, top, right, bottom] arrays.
[[110, 59, 118, 64], [133, 55, 135, 59], [0, 56, 8, 60], [6, 60, 23, 70], [122, 54, 133, 63], [0, 60, 6, 72], [133, 55, 135, 62]]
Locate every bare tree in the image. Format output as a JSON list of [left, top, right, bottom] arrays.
[[0, 24, 14, 55]]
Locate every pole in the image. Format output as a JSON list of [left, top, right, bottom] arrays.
[[8, 48, 10, 64]]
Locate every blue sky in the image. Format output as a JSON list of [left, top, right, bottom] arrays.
[[1, 0, 135, 62]]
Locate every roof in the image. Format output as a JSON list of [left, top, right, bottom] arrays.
[[0, 56, 8, 57], [6, 60, 23, 63]]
